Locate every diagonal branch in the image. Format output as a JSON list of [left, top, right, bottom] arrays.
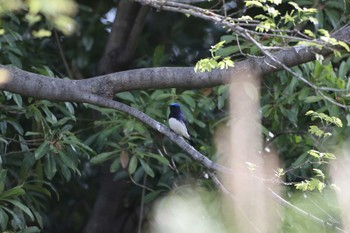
[[75, 92, 232, 173]]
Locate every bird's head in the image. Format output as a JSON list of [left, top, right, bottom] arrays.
[[169, 103, 180, 108], [169, 103, 181, 113]]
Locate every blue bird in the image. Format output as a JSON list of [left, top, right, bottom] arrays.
[[168, 103, 195, 145]]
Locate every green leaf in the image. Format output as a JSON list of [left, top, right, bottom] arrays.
[[32, 29, 52, 38], [194, 57, 218, 72], [246, 0, 263, 7], [82, 36, 94, 51], [238, 15, 253, 21], [24, 184, 51, 198], [304, 96, 323, 103], [313, 168, 325, 179], [60, 165, 71, 182], [306, 110, 343, 127], [318, 29, 330, 37], [338, 41, 350, 52], [210, 40, 226, 53], [180, 94, 196, 108], [44, 155, 57, 180], [308, 17, 318, 25], [110, 159, 120, 173], [25, 13, 42, 25], [322, 152, 336, 160], [6, 199, 34, 221], [308, 126, 325, 137], [7, 46, 23, 56], [194, 119, 206, 128], [13, 94, 22, 107], [288, 2, 302, 12], [291, 152, 308, 167], [128, 156, 138, 174], [2, 205, 23, 229], [295, 181, 308, 191], [153, 44, 165, 66], [317, 181, 325, 192], [268, 0, 281, 4], [140, 159, 155, 178], [144, 190, 162, 203], [267, 6, 280, 17], [7, 118, 24, 135], [65, 102, 75, 115], [150, 90, 171, 100], [144, 153, 169, 165], [34, 141, 49, 160], [24, 131, 42, 136], [42, 107, 57, 124], [0, 208, 8, 230], [21, 226, 41, 233], [216, 45, 237, 57], [8, 52, 22, 68], [308, 149, 320, 159], [90, 151, 115, 164], [218, 58, 234, 69], [0, 170, 7, 194], [32, 209, 43, 229], [220, 35, 235, 43], [304, 29, 315, 38], [58, 151, 77, 172], [116, 92, 135, 103], [331, 117, 343, 127], [0, 186, 25, 200]]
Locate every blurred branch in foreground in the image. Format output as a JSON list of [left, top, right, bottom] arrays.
[[220, 71, 281, 233]]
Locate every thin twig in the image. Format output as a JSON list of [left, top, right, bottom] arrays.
[[318, 90, 350, 108], [210, 170, 346, 232], [129, 174, 154, 192], [137, 174, 147, 233], [209, 172, 263, 233], [54, 30, 73, 79], [135, 0, 350, 107], [268, 188, 347, 232]]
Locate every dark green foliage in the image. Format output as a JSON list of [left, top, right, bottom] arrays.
[[1, 0, 350, 232]]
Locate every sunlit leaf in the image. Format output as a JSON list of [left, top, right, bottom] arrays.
[[32, 29, 52, 38]]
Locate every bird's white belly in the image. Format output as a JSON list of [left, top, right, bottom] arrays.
[[169, 118, 190, 139]]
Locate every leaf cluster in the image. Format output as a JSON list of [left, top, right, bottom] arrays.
[[0, 89, 93, 231]]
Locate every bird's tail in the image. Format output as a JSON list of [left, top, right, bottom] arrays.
[[188, 138, 196, 147]]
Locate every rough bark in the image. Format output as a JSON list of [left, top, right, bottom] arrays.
[[97, 1, 150, 74]]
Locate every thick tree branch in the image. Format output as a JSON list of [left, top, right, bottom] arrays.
[[1, 24, 350, 100], [0, 65, 229, 172]]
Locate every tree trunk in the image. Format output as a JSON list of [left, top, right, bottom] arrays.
[[83, 1, 149, 232]]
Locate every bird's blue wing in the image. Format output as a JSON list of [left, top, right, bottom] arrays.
[[179, 112, 193, 137], [179, 113, 189, 128]]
